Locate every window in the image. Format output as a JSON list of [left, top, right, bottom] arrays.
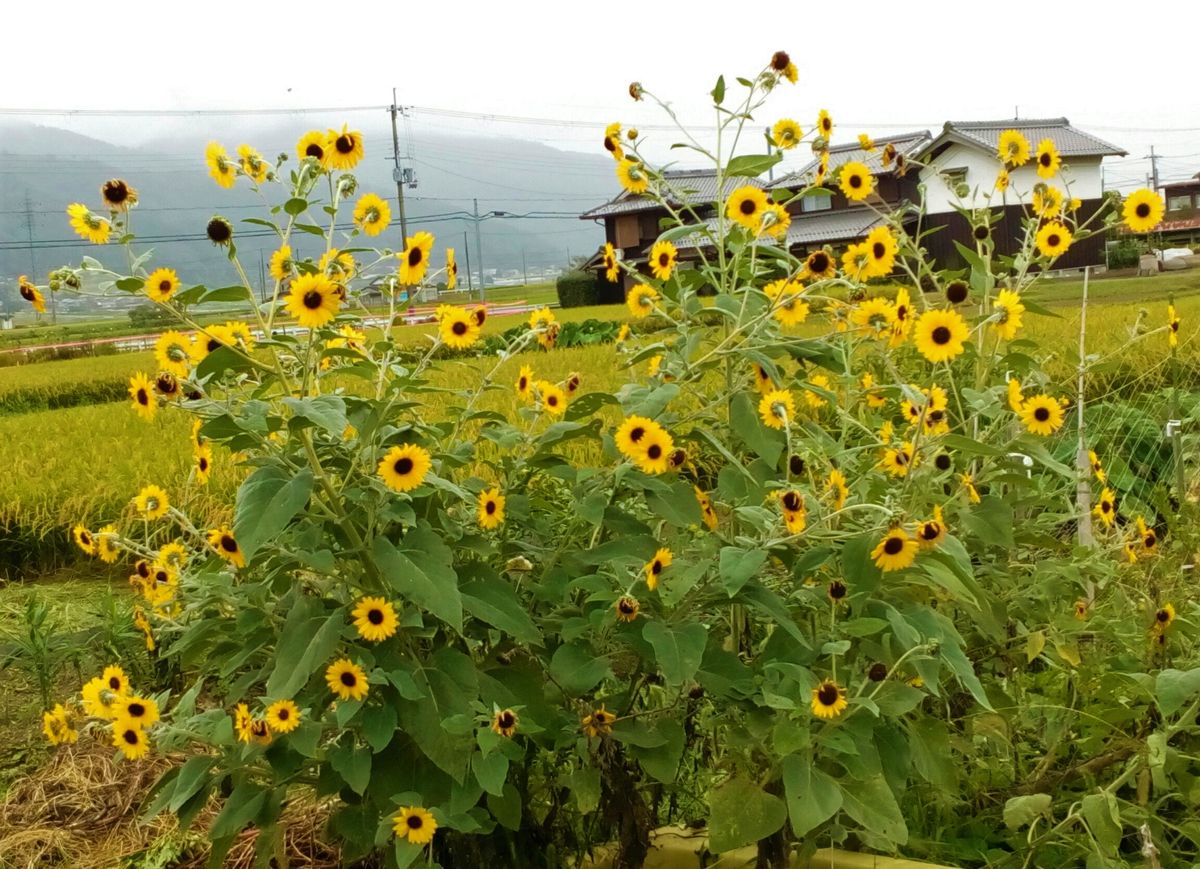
[[801, 191, 832, 213], [1167, 194, 1193, 212], [942, 167, 968, 186]]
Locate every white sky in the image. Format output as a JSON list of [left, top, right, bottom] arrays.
[[3, 0, 1199, 191]]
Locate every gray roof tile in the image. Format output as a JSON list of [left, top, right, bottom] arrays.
[[580, 168, 763, 220], [768, 132, 932, 190], [934, 118, 1127, 157], [671, 208, 888, 250]]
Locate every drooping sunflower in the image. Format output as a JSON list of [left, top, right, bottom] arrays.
[[142, 267, 179, 303], [1034, 138, 1061, 179], [296, 130, 329, 166], [528, 307, 559, 349], [516, 364, 535, 402], [42, 704, 78, 745], [538, 381, 568, 417], [438, 305, 481, 349], [233, 703, 254, 743], [603, 122, 624, 160], [205, 142, 237, 188], [18, 276, 46, 314], [237, 144, 270, 184], [326, 658, 370, 702], [207, 526, 245, 568], [134, 484, 170, 520], [205, 216, 233, 246], [838, 161, 875, 202], [816, 109, 834, 139], [352, 596, 399, 643], [1152, 602, 1175, 633], [1007, 377, 1025, 412], [991, 289, 1025, 341], [1093, 487, 1117, 527], [626, 284, 658, 319], [1031, 185, 1064, 219], [1089, 449, 1106, 484], [841, 243, 873, 282], [398, 231, 435, 284], [615, 595, 640, 622], [1122, 188, 1164, 233], [446, 248, 458, 290], [319, 248, 356, 281], [960, 472, 982, 504], [851, 296, 898, 338], [490, 708, 519, 738], [695, 486, 719, 530], [394, 806, 438, 846], [649, 240, 678, 281], [891, 287, 915, 345], [154, 371, 181, 401], [157, 541, 188, 572], [115, 694, 160, 729], [98, 179, 138, 214], [858, 133, 877, 152], [644, 547, 672, 590], [759, 388, 795, 429], [67, 203, 111, 244], [353, 192, 391, 236], [1035, 222, 1072, 258], [995, 168, 1010, 191], [913, 309, 969, 363], [804, 249, 837, 281], [265, 699, 302, 733], [378, 444, 433, 493], [917, 506, 947, 549], [286, 273, 341, 329], [779, 490, 806, 534], [760, 202, 791, 239], [726, 186, 769, 232], [478, 487, 506, 529], [1019, 394, 1065, 436], [1136, 516, 1158, 553], [872, 528, 919, 572], [772, 118, 802, 150], [72, 524, 96, 556], [327, 125, 364, 171], [997, 130, 1030, 167], [811, 680, 847, 720], [616, 158, 650, 194], [95, 524, 120, 563], [1168, 304, 1181, 348], [582, 705, 616, 738], [112, 720, 151, 760]]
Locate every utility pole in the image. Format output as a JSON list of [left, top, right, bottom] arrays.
[[765, 126, 775, 182], [462, 230, 473, 293], [1148, 145, 1160, 192], [389, 89, 410, 241], [24, 193, 54, 323], [473, 198, 485, 302], [521, 249, 528, 286]]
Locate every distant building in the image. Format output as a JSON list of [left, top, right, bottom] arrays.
[[1155, 173, 1200, 248]]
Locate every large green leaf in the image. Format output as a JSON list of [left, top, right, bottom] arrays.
[[233, 466, 314, 563], [549, 643, 612, 694], [730, 392, 783, 466], [1156, 667, 1200, 717], [642, 621, 707, 686], [210, 782, 266, 840], [282, 395, 348, 436], [838, 775, 907, 844], [707, 777, 787, 853], [371, 531, 462, 633], [782, 754, 842, 837], [645, 479, 703, 527], [719, 547, 767, 596], [726, 153, 783, 179], [1003, 793, 1052, 830], [265, 605, 344, 699], [461, 577, 541, 645]]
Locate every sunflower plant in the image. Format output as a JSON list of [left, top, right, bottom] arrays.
[[37, 58, 1200, 869]]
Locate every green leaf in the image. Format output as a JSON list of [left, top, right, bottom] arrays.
[[719, 547, 767, 596], [115, 277, 144, 292], [282, 395, 347, 437], [393, 839, 424, 869], [630, 719, 685, 783], [195, 344, 258, 380], [1155, 667, 1200, 717], [838, 775, 908, 845], [1081, 792, 1122, 855], [210, 782, 266, 840], [472, 751, 509, 797], [168, 756, 216, 813], [782, 754, 842, 837], [233, 465, 314, 563], [645, 480, 703, 528], [1003, 793, 1052, 830], [642, 621, 707, 687], [730, 392, 783, 466], [711, 75, 726, 105], [568, 767, 601, 814], [726, 153, 783, 179], [283, 197, 309, 216], [461, 578, 541, 645], [707, 777, 787, 853], [487, 781, 522, 830], [371, 532, 462, 633], [329, 742, 372, 795], [265, 609, 343, 700], [361, 704, 398, 753], [549, 643, 612, 694]]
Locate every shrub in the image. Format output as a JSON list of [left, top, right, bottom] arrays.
[[127, 303, 175, 329], [1107, 237, 1143, 269], [556, 270, 600, 308]]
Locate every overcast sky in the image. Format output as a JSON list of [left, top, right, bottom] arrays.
[[4, 0, 1198, 191]]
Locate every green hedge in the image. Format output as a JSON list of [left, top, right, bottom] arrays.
[[0, 377, 130, 416], [556, 271, 600, 308]]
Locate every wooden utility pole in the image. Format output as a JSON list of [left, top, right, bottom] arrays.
[[24, 193, 54, 323], [473, 198, 485, 302], [1076, 266, 1093, 546], [389, 89, 410, 241]]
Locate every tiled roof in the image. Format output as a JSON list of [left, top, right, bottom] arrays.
[[768, 132, 932, 190], [579, 169, 763, 220], [933, 118, 1127, 158], [671, 208, 889, 250]]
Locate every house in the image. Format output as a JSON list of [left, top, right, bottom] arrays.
[[579, 118, 1127, 289], [1154, 173, 1200, 247]]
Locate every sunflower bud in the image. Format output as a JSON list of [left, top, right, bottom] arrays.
[[337, 175, 358, 199], [628, 82, 643, 101]]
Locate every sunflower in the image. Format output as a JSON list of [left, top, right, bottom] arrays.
[[615, 415, 660, 459], [394, 806, 438, 846], [960, 472, 981, 504], [1093, 487, 1117, 527], [319, 249, 356, 281], [648, 240, 678, 281], [207, 526, 245, 568], [774, 289, 810, 329], [759, 389, 795, 429], [1136, 515, 1158, 552], [997, 130, 1030, 167], [378, 444, 432, 492], [803, 249, 837, 281], [616, 158, 650, 194], [352, 596, 399, 643], [246, 717, 272, 745], [816, 109, 834, 139], [100, 178, 138, 212], [917, 506, 947, 549], [42, 704, 78, 745], [478, 487, 506, 529], [1019, 394, 1065, 436], [803, 374, 830, 409], [81, 677, 119, 718], [265, 699, 302, 733], [326, 658, 370, 702], [615, 595, 640, 622], [112, 720, 151, 760], [487, 708, 519, 738], [1031, 185, 1064, 219], [206, 216, 233, 246], [1034, 139, 1061, 179], [134, 484, 170, 519], [327, 125, 364, 170], [890, 287, 914, 345], [864, 226, 898, 278], [296, 130, 329, 166], [603, 122, 624, 160], [996, 168, 1010, 191], [841, 243, 874, 282], [139, 267, 179, 304], [154, 371, 181, 401], [726, 186, 769, 232], [881, 442, 917, 477], [771, 118, 802, 150], [237, 144, 270, 184], [644, 547, 672, 590], [1035, 222, 1072, 258], [446, 248, 458, 290], [535, 380, 566, 417], [438, 305, 481, 349], [751, 361, 777, 394], [851, 297, 898, 338], [838, 161, 875, 202], [872, 528, 918, 572], [529, 307, 559, 349], [582, 705, 616, 738], [18, 276, 46, 314], [694, 486, 719, 530], [353, 192, 391, 236], [913, 309, 969, 363], [67, 203, 111, 244], [635, 427, 675, 475], [1169, 303, 1181, 347], [398, 231, 435, 284], [115, 695, 160, 729], [861, 372, 888, 407], [811, 680, 847, 720], [1006, 378, 1024, 412], [515, 364, 535, 402], [157, 541, 188, 571], [626, 284, 658, 319], [285, 273, 341, 329], [992, 289, 1025, 341], [779, 490, 806, 534], [1152, 602, 1175, 633], [1089, 450, 1106, 484], [1123, 188, 1164, 233], [72, 524, 96, 556], [205, 142, 237, 188], [96, 524, 119, 564]]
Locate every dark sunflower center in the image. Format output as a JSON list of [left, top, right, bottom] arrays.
[[395, 457, 414, 475], [137, 561, 150, 578], [340, 671, 357, 687], [1040, 152, 1051, 167], [974, 225, 989, 240], [485, 500, 496, 514], [928, 410, 944, 422], [206, 219, 232, 242], [367, 608, 384, 625], [155, 570, 169, 584], [771, 51, 790, 71], [782, 492, 801, 511], [1145, 533, 1156, 547], [128, 702, 145, 717], [659, 253, 669, 266], [407, 816, 424, 829], [1102, 501, 1112, 513], [452, 321, 467, 335], [935, 454, 952, 470], [81, 532, 92, 546], [123, 729, 139, 745], [199, 457, 209, 471], [810, 253, 829, 272], [1136, 202, 1150, 218], [1047, 233, 1061, 247], [548, 395, 558, 406], [1034, 407, 1050, 421], [221, 535, 238, 553], [336, 134, 355, 154], [604, 136, 617, 152], [921, 523, 939, 540], [103, 182, 129, 203], [305, 143, 324, 158], [817, 683, 839, 705], [303, 290, 324, 310], [790, 456, 806, 475], [849, 174, 863, 189], [278, 708, 289, 719], [829, 581, 846, 599], [651, 560, 663, 575], [109, 677, 122, 690], [619, 599, 636, 614], [518, 376, 527, 390], [883, 536, 904, 555], [630, 426, 645, 442], [498, 712, 515, 728], [1157, 608, 1169, 621], [946, 282, 968, 303], [408, 247, 423, 267], [931, 326, 951, 345], [739, 198, 758, 216], [137, 388, 150, 405], [872, 242, 886, 259], [647, 444, 662, 460]]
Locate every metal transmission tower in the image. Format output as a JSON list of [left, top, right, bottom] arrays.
[[389, 90, 417, 241], [24, 193, 55, 323]]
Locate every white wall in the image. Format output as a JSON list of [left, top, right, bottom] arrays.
[[916, 141, 1105, 215]]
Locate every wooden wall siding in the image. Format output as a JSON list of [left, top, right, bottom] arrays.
[[614, 215, 641, 249]]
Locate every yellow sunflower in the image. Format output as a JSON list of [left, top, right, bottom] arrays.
[[539, 381, 568, 417], [157, 541, 188, 572], [516, 365, 535, 402], [991, 289, 1025, 341], [851, 297, 898, 338], [125, 371, 156, 420], [961, 472, 981, 504], [863, 226, 898, 278], [18, 276, 46, 314], [811, 680, 847, 720], [1089, 450, 1106, 484], [134, 484, 169, 519], [204, 142, 237, 188], [1123, 188, 1164, 233], [67, 203, 111, 244], [881, 442, 917, 477], [634, 426, 675, 475], [265, 699, 302, 733], [913, 309, 969, 363], [626, 284, 658, 319], [529, 307, 560, 349], [603, 122, 624, 160], [140, 267, 179, 304], [93, 524, 119, 563], [319, 248, 356, 281], [644, 547, 672, 590], [326, 658, 370, 702], [771, 119, 802, 150], [353, 192, 391, 236], [1169, 304, 1180, 348], [1019, 394, 1065, 436], [871, 528, 918, 572], [296, 130, 329, 166], [1035, 222, 1072, 258], [694, 486, 719, 530], [1093, 487, 1117, 527], [891, 287, 914, 345], [446, 248, 458, 290], [841, 243, 873, 282], [997, 130, 1030, 167], [115, 694, 160, 729], [438, 305, 481, 349], [286, 273, 341, 329], [816, 109, 834, 139], [779, 490, 806, 534], [478, 487, 506, 529], [100, 178, 138, 212], [378, 444, 433, 492], [72, 524, 96, 556], [582, 705, 616, 738], [491, 708, 519, 737], [207, 526, 246, 568], [81, 676, 119, 718], [759, 388, 795, 429], [774, 289, 810, 329], [726, 186, 769, 232], [398, 231, 435, 284], [352, 596, 399, 643], [42, 704, 78, 745], [237, 144, 270, 184], [838, 161, 875, 202], [1137, 516, 1159, 553], [615, 415, 661, 459], [326, 125, 364, 170], [804, 249, 837, 281], [649, 240, 678, 280], [616, 158, 650, 194], [1153, 603, 1175, 633], [995, 168, 1010, 191], [1034, 139, 1061, 179], [393, 806, 437, 846], [112, 720, 151, 760], [917, 506, 947, 549], [1007, 378, 1024, 412]]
